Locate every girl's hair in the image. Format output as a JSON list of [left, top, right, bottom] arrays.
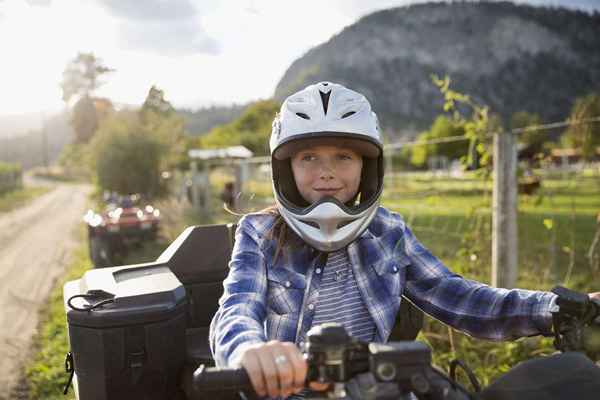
[[260, 204, 306, 264]]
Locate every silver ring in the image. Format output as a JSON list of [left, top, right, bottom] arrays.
[[274, 355, 287, 365]]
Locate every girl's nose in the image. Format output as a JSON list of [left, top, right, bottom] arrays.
[[318, 160, 335, 179]]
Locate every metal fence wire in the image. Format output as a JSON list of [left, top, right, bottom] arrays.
[[188, 118, 600, 288]]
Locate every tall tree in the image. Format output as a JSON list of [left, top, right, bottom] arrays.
[[61, 53, 114, 143], [71, 95, 99, 144], [141, 85, 175, 117], [60, 52, 114, 104]]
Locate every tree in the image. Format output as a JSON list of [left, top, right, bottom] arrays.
[[200, 100, 280, 155], [562, 94, 600, 161], [89, 97, 185, 198], [91, 112, 162, 197], [60, 52, 114, 104], [70, 95, 99, 144], [510, 111, 544, 159], [61, 53, 114, 143], [431, 75, 494, 172], [141, 85, 175, 118], [410, 116, 468, 168]]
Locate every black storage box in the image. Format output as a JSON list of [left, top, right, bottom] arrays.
[[64, 264, 187, 400]]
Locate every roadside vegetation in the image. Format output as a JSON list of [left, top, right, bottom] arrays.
[[0, 186, 51, 213], [24, 240, 88, 400]]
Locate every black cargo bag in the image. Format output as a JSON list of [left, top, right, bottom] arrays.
[[64, 264, 187, 400]]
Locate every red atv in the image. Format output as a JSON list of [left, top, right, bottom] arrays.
[[83, 193, 160, 267]]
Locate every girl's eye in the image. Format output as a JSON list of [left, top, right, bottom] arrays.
[[301, 154, 316, 162], [337, 153, 353, 161]]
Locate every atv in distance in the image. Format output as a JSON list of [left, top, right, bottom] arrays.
[[83, 193, 161, 268]]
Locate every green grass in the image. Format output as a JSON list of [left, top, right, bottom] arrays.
[[25, 244, 90, 400], [0, 187, 52, 213]]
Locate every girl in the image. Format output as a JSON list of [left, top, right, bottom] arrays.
[[209, 82, 599, 399]]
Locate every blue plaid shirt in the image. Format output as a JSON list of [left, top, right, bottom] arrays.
[[209, 207, 556, 367]]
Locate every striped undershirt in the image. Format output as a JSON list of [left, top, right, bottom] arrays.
[[287, 249, 375, 399], [310, 248, 376, 342]]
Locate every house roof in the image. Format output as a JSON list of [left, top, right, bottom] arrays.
[[188, 145, 254, 160]]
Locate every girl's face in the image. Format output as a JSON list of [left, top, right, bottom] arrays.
[[291, 145, 363, 204]]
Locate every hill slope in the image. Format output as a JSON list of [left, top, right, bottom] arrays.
[[274, 1, 600, 138]]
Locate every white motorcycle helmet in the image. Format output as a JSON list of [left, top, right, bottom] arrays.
[[270, 81, 384, 252]]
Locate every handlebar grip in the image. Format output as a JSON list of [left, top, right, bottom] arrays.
[[189, 364, 254, 397]]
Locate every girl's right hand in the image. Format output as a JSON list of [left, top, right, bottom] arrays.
[[239, 340, 329, 398]]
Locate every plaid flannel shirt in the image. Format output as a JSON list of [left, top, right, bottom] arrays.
[[209, 207, 556, 367]]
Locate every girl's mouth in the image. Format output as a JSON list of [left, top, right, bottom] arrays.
[[314, 188, 341, 193]]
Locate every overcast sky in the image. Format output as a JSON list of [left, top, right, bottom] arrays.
[[0, 0, 597, 116]]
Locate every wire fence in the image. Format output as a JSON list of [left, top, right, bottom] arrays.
[[185, 118, 600, 289]]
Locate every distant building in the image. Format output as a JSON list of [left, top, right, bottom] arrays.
[[549, 147, 600, 165]]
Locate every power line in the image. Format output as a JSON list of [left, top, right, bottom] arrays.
[[384, 116, 600, 150], [385, 135, 468, 150], [509, 116, 600, 135]]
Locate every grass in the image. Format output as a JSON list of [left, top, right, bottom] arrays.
[[24, 243, 90, 400], [0, 187, 52, 213]]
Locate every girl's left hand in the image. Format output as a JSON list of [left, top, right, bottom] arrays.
[[589, 292, 600, 301]]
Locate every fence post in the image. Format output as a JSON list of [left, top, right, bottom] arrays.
[[492, 130, 518, 288]]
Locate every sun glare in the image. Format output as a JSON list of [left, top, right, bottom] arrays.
[[0, 0, 117, 115]]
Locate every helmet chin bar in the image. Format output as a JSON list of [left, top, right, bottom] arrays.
[[276, 196, 380, 252]]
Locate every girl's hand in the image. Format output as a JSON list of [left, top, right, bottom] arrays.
[[239, 340, 310, 398], [589, 292, 600, 301]]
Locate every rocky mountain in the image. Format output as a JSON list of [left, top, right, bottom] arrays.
[[274, 1, 600, 139]]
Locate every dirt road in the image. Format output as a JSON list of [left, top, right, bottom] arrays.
[[0, 182, 91, 399]]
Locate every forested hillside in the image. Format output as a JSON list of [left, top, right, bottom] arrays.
[[274, 2, 600, 138]]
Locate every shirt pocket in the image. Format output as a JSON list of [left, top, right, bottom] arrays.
[[372, 257, 409, 299], [266, 267, 306, 315], [266, 311, 299, 343]]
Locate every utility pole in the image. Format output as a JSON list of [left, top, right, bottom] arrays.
[[41, 113, 49, 170], [492, 130, 518, 288]]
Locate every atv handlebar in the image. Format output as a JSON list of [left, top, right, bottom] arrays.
[[187, 364, 252, 397], [551, 286, 600, 360], [185, 324, 474, 400], [186, 286, 600, 400]]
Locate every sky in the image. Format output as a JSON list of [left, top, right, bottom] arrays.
[[0, 0, 598, 117]]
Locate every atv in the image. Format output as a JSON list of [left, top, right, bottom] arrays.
[[62, 224, 600, 400], [83, 193, 160, 268]]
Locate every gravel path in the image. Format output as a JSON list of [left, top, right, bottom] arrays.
[[0, 181, 91, 399]]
